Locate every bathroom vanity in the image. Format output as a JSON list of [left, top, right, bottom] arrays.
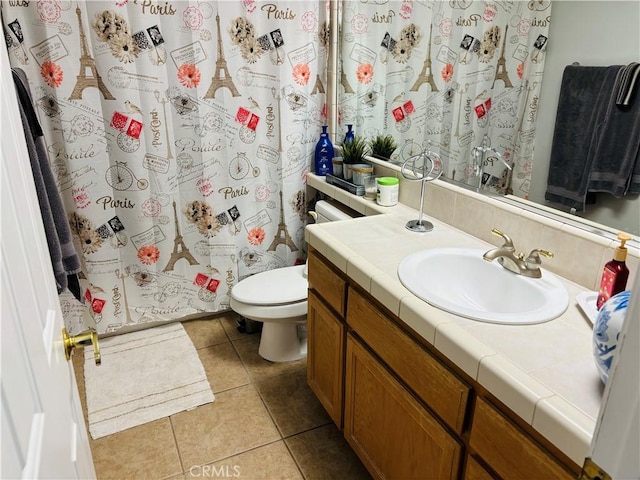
[[303, 173, 629, 479], [307, 246, 579, 479]]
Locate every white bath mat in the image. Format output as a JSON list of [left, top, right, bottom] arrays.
[[84, 322, 214, 439]]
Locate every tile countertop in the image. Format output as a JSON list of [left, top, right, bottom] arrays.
[[305, 178, 602, 468]]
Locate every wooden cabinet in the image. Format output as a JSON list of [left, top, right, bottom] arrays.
[[347, 286, 469, 434], [307, 249, 347, 317], [307, 290, 345, 427], [469, 397, 575, 480], [307, 249, 580, 480], [344, 334, 462, 480], [306, 248, 348, 428], [463, 456, 496, 480]]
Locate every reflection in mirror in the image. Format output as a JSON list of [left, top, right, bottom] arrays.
[[530, 1, 640, 237], [338, 1, 550, 195], [336, 1, 640, 238]]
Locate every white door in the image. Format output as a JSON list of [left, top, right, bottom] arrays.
[[1, 46, 95, 479], [588, 270, 640, 479]]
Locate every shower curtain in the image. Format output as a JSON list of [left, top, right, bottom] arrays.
[[2, 0, 329, 335], [339, 0, 551, 197]]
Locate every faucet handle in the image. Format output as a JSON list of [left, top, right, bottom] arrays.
[[490, 228, 514, 250], [525, 249, 554, 268]]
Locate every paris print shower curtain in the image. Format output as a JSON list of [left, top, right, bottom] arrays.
[[339, 0, 551, 197], [2, 0, 329, 334]]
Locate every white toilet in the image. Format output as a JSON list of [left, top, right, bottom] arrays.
[[230, 200, 356, 362]]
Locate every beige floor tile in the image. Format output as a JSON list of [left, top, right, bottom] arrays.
[[286, 425, 371, 480], [233, 335, 307, 380], [256, 369, 331, 437], [91, 417, 182, 480], [197, 342, 251, 393], [171, 384, 280, 469], [186, 441, 303, 480], [183, 317, 229, 349], [219, 313, 246, 341]]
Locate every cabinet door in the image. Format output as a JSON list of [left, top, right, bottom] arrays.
[[469, 397, 575, 480], [307, 290, 345, 428], [344, 334, 462, 480], [348, 287, 470, 434]]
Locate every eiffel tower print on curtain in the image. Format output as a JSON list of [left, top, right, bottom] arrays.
[[164, 202, 199, 272], [267, 192, 298, 252], [69, 5, 114, 101], [205, 13, 241, 98], [411, 24, 438, 93], [492, 25, 513, 88]]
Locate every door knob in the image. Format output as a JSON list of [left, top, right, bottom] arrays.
[[62, 328, 101, 365]]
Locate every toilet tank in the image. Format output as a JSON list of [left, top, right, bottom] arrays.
[[314, 200, 360, 223]]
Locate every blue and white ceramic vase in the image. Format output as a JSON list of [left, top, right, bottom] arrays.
[[592, 290, 631, 384]]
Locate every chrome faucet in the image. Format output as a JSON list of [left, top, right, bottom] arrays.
[[471, 134, 512, 191], [482, 228, 554, 278]]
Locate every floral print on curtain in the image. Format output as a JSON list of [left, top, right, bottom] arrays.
[[339, 0, 551, 197], [2, 1, 328, 335]]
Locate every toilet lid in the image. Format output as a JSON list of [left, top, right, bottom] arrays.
[[231, 265, 307, 306]]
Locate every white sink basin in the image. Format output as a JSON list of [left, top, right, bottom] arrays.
[[397, 248, 569, 325]]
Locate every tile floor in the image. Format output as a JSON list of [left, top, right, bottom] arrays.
[[73, 312, 371, 480]]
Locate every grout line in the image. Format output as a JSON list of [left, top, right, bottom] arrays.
[[253, 380, 286, 440], [282, 435, 308, 480], [168, 414, 185, 477], [280, 419, 334, 440]]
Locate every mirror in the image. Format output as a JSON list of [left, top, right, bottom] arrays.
[[336, 1, 640, 237], [529, 1, 639, 237]]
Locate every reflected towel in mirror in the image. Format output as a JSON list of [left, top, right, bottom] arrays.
[[545, 65, 640, 211]]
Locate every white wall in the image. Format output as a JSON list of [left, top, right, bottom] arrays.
[[531, 1, 640, 236]]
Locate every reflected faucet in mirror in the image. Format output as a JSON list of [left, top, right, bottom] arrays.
[[472, 134, 512, 192], [483, 228, 554, 279]]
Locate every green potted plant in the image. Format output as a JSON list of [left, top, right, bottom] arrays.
[[369, 134, 397, 160], [341, 135, 370, 181]]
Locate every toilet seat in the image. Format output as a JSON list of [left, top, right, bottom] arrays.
[[229, 298, 307, 323], [231, 265, 307, 306], [230, 265, 308, 323]]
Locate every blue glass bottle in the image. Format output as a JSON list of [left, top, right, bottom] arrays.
[[344, 124, 354, 144], [314, 125, 334, 176]]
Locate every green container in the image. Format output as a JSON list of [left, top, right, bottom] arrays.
[[377, 177, 399, 186]]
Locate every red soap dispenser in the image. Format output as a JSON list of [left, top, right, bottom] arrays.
[[596, 232, 631, 310]]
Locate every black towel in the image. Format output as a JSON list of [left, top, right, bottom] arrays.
[[587, 66, 640, 197], [12, 68, 83, 301], [616, 62, 640, 194], [545, 66, 614, 211], [615, 62, 640, 106]]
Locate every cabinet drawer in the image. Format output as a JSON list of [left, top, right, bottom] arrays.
[[308, 250, 347, 318], [470, 397, 575, 480], [347, 287, 469, 434]]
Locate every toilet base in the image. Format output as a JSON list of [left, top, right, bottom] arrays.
[[258, 321, 307, 362]]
